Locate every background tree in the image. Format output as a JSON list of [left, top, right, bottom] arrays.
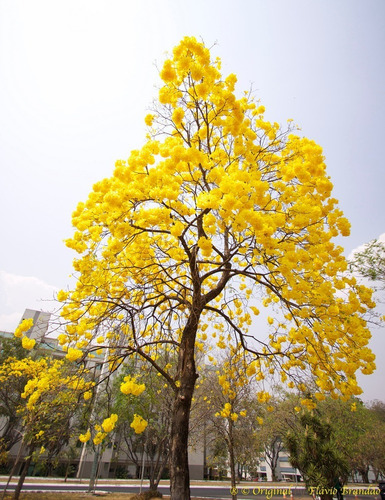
[[349, 238, 385, 291], [366, 401, 385, 480], [201, 347, 261, 499], [58, 36, 376, 500], [319, 397, 385, 483], [256, 393, 299, 482], [284, 395, 385, 486], [112, 361, 173, 491]]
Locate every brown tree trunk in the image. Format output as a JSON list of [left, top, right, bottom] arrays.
[[228, 425, 238, 500], [169, 318, 199, 500], [168, 233, 228, 499], [13, 454, 32, 500]]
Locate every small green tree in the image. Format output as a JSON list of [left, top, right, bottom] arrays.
[[285, 409, 349, 500], [368, 399, 385, 478], [349, 401, 385, 482]]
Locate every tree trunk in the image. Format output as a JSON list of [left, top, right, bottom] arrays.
[[228, 425, 238, 500], [362, 468, 369, 484], [149, 440, 169, 491], [13, 454, 32, 500], [358, 467, 369, 484], [169, 318, 199, 500]]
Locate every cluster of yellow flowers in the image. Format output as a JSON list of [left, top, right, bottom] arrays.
[[87, 413, 119, 445], [79, 411, 148, 445], [77, 375, 148, 446], [21, 336, 36, 350], [120, 375, 146, 396], [20, 359, 92, 411], [14, 318, 33, 338], [130, 414, 148, 434], [102, 413, 118, 433], [79, 429, 91, 443], [14, 318, 36, 350], [0, 357, 48, 386], [214, 402, 247, 423], [65, 347, 83, 362]]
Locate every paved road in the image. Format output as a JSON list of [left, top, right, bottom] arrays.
[[0, 481, 308, 499], [0, 481, 380, 500]]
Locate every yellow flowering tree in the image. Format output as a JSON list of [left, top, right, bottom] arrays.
[[0, 337, 37, 459], [0, 356, 92, 500], [59, 37, 376, 499]]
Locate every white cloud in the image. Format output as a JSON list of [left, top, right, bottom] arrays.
[[0, 270, 58, 331]]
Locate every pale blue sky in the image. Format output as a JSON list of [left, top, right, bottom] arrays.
[[0, 0, 384, 400]]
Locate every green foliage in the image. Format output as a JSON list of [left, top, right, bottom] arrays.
[[285, 396, 385, 485], [0, 337, 26, 364], [318, 397, 385, 482]]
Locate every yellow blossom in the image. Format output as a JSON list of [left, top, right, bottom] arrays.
[[102, 414, 118, 433], [14, 318, 33, 338], [93, 431, 106, 445], [65, 348, 83, 362], [22, 336, 36, 350], [83, 391, 92, 401], [120, 376, 145, 396], [130, 414, 148, 434], [144, 114, 155, 126], [57, 290, 68, 302]]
